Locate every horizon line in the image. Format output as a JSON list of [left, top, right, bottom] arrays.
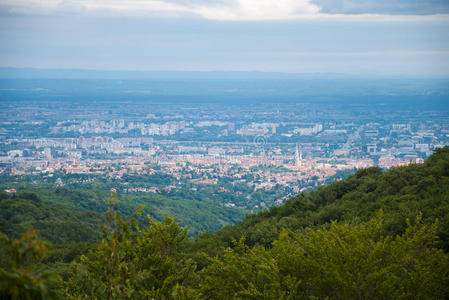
[[1, 67, 448, 79]]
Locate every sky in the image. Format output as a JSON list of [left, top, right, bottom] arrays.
[[0, 0, 448, 76]]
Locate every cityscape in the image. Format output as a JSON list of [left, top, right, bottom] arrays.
[[1, 92, 448, 211]]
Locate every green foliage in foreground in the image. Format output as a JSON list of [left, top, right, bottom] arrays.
[[2, 210, 447, 299], [200, 213, 448, 299], [66, 198, 198, 299], [0, 228, 61, 299]]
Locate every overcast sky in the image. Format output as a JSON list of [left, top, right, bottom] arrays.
[[0, 0, 448, 75]]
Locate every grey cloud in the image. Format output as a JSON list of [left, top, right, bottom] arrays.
[[312, 0, 449, 15], [152, 0, 449, 15]]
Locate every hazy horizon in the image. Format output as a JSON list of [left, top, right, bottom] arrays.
[[1, 67, 449, 80], [1, 0, 449, 76]]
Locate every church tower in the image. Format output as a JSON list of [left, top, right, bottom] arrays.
[[295, 143, 302, 167]]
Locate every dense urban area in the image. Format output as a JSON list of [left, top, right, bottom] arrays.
[[2, 94, 448, 214]]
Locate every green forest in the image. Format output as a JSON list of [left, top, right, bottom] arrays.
[[1, 147, 449, 299]]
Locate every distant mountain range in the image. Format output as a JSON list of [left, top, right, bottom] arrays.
[[0, 67, 427, 80]]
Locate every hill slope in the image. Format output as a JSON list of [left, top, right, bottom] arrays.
[[0, 191, 103, 244], [192, 147, 449, 252]]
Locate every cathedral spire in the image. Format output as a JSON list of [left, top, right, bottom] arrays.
[[295, 143, 302, 167]]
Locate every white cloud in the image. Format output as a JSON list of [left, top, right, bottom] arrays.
[[80, 0, 191, 14], [192, 0, 320, 20], [0, 0, 448, 21], [0, 0, 191, 15], [0, 0, 320, 19]]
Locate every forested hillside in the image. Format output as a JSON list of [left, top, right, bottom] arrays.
[[1, 147, 449, 299], [192, 146, 449, 253], [0, 176, 247, 238], [0, 191, 103, 244]]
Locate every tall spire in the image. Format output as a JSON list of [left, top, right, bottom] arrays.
[[295, 143, 301, 167]]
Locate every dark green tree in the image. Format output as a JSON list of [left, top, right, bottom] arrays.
[[66, 193, 197, 299], [0, 228, 61, 299]]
